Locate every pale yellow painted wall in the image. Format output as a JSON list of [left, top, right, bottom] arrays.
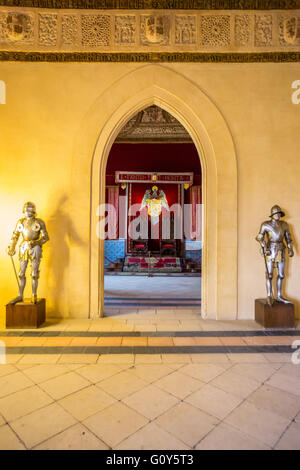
[[0, 62, 299, 323]]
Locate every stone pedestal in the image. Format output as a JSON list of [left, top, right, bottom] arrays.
[[255, 298, 295, 328], [6, 299, 46, 328]]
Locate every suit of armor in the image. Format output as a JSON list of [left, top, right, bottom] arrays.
[[7, 202, 49, 304], [256, 205, 294, 305]]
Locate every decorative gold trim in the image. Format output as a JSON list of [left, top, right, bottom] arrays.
[[1, 51, 300, 61], [0, 0, 299, 9]]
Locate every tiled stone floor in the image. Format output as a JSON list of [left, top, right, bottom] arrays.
[[0, 310, 299, 450], [0, 353, 299, 450], [104, 276, 201, 299]]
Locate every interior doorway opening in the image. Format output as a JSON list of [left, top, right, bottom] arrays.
[[103, 105, 202, 310]]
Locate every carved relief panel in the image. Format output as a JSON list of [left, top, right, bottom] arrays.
[[140, 15, 170, 45], [82, 14, 111, 46], [235, 15, 250, 46], [200, 15, 230, 46], [175, 16, 196, 44], [279, 15, 300, 45], [38, 13, 58, 46], [255, 14, 273, 47], [0, 11, 34, 43], [115, 15, 136, 44]]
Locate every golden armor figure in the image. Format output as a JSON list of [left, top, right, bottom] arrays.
[[7, 202, 49, 304]]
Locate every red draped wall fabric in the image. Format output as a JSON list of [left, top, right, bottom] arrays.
[[107, 186, 119, 239]]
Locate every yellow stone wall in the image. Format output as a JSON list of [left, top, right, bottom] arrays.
[[0, 61, 299, 323]]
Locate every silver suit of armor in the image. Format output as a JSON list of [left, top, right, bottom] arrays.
[[7, 202, 49, 304], [256, 205, 294, 306]]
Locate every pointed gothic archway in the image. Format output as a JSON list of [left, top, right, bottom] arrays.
[[71, 65, 237, 320]]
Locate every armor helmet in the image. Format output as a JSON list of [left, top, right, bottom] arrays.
[[23, 201, 36, 215], [270, 205, 285, 218]]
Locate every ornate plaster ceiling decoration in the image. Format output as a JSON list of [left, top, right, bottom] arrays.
[[115, 105, 192, 143]]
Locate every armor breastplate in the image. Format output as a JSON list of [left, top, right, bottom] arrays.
[[18, 218, 41, 242], [263, 221, 286, 244]]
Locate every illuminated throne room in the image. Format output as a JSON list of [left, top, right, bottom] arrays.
[[104, 105, 202, 310]]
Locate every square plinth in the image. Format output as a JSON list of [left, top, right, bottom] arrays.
[[6, 299, 46, 329], [255, 298, 295, 329]]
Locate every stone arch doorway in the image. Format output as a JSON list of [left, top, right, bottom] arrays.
[[78, 65, 237, 320]]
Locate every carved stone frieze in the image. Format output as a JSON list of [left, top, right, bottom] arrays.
[[235, 15, 250, 46], [255, 14, 272, 46], [82, 14, 111, 46], [62, 14, 79, 45], [38, 13, 58, 46], [0, 11, 34, 43], [0, 7, 300, 56], [175, 15, 196, 44], [140, 15, 170, 45], [279, 15, 300, 45], [115, 15, 135, 44], [200, 15, 230, 47]]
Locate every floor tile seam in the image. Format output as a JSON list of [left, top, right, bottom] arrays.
[[179, 386, 231, 428], [202, 372, 262, 403], [79, 420, 113, 450], [6, 420, 29, 450], [0, 368, 21, 380], [177, 363, 234, 383], [82, 399, 152, 449], [127, 365, 188, 388], [271, 418, 295, 450], [1, 392, 56, 426], [96, 355, 136, 365], [220, 387, 293, 449], [151, 378, 201, 403], [29, 419, 80, 450], [262, 353, 284, 364], [6, 355, 24, 364], [37, 380, 94, 403], [15, 364, 36, 372], [246, 379, 300, 421], [201, 384, 265, 449], [94, 374, 149, 402], [191, 417, 226, 450], [16, 355, 62, 365], [259, 380, 300, 402], [0, 375, 38, 401], [74, 366, 124, 384], [57, 390, 119, 424], [112, 407, 192, 450], [0, 411, 7, 427], [268, 366, 300, 386], [120, 390, 181, 422], [193, 417, 272, 450], [24, 367, 78, 387], [185, 375, 248, 422]]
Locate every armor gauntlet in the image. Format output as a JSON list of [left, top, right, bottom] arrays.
[[285, 229, 294, 257], [31, 221, 49, 248], [39, 222, 49, 245], [256, 229, 269, 255], [7, 225, 20, 256]]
